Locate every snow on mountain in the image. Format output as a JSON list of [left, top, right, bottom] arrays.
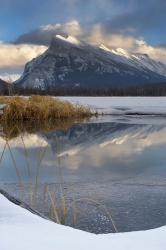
[[99, 44, 112, 53], [0, 73, 21, 82], [105, 47, 166, 77], [56, 35, 80, 45], [111, 48, 130, 58], [14, 35, 166, 91]]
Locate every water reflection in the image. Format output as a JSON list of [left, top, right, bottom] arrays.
[[1, 117, 166, 233]]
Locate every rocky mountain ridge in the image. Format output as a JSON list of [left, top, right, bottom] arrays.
[[15, 35, 166, 91]]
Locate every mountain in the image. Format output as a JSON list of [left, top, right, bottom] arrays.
[[0, 79, 8, 94], [14, 35, 166, 91], [0, 74, 21, 83], [105, 47, 166, 78]]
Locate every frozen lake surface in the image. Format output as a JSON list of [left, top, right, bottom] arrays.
[[59, 96, 166, 115]]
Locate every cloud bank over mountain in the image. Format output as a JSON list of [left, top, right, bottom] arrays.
[[0, 42, 47, 74]]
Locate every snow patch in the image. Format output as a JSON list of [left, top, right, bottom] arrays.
[[56, 35, 80, 45], [0, 193, 165, 250], [99, 44, 112, 53], [59, 96, 166, 115], [111, 48, 130, 58]]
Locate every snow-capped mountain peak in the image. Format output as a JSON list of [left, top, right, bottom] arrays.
[[14, 35, 166, 91], [102, 46, 166, 77], [56, 35, 80, 45]]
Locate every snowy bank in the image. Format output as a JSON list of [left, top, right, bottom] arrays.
[[59, 97, 166, 115], [0, 193, 165, 250]]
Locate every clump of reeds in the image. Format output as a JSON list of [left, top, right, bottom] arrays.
[[46, 188, 77, 226], [0, 96, 91, 122], [2, 118, 84, 139]]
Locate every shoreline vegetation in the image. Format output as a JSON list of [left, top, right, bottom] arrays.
[[0, 96, 92, 123], [1, 119, 81, 139]]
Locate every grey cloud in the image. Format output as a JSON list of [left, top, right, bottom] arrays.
[[15, 21, 81, 45], [15, 27, 65, 45], [106, 0, 166, 35]]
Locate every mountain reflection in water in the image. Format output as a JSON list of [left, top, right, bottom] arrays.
[[0, 117, 166, 234]]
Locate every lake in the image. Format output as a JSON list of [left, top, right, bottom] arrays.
[[0, 115, 166, 234]]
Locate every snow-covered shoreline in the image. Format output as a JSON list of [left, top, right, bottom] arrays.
[[59, 97, 166, 115], [0, 193, 165, 250]]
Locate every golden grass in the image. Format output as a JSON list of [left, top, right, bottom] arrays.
[[47, 188, 77, 226], [2, 120, 66, 137], [1, 118, 88, 139], [0, 96, 91, 122]]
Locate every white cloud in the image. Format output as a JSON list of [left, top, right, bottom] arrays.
[[83, 24, 166, 63], [84, 24, 137, 50], [135, 41, 166, 63], [62, 20, 82, 36], [40, 20, 81, 36], [0, 43, 47, 70]]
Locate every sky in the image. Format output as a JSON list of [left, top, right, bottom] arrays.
[[0, 0, 166, 78]]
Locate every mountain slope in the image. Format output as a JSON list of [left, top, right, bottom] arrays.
[[15, 35, 166, 91], [103, 46, 166, 77], [0, 79, 8, 94]]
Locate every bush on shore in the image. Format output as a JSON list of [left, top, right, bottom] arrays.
[[0, 96, 91, 122]]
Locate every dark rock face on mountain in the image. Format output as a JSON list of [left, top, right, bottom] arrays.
[[0, 79, 8, 94], [15, 35, 166, 91]]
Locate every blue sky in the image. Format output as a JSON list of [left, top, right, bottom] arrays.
[[0, 0, 124, 41], [0, 0, 165, 45]]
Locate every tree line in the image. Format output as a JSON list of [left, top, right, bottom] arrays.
[[2, 82, 166, 96]]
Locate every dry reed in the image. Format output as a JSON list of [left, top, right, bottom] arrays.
[[0, 96, 91, 122]]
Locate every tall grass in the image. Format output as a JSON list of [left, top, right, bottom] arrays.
[[1, 119, 82, 139], [0, 96, 91, 123]]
